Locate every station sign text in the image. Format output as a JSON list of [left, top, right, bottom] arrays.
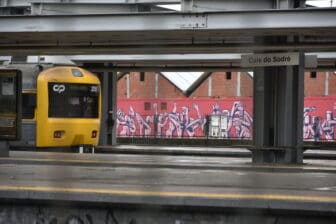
[[241, 52, 300, 67]]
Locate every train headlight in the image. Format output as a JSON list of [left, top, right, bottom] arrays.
[[54, 130, 63, 138], [91, 130, 98, 138]]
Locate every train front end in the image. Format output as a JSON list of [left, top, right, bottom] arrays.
[[36, 66, 101, 148]]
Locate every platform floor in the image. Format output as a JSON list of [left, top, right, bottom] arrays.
[[0, 148, 336, 213]]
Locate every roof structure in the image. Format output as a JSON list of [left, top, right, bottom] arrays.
[[161, 72, 204, 92]]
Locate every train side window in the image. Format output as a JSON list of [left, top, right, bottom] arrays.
[[22, 93, 36, 119]]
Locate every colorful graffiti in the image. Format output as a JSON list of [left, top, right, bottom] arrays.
[[304, 96, 336, 141], [117, 96, 336, 141], [116, 98, 252, 139]]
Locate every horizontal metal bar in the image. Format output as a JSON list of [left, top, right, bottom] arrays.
[[1, 0, 180, 7], [0, 9, 335, 32], [70, 53, 336, 62], [70, 54, 241, 61], [77, 65, 336, 72], [81, 66, 246, 72], [31, 3, 153, 15], [0, 8, 335, 54], [1, 42, 336, 55]]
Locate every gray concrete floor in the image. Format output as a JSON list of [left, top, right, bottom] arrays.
[[0, 150, 335, 212]]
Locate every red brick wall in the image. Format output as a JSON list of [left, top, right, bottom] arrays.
[[158, 74, 185, 99], [240, 72, 253, 97], [117, 74, 128, 99], [117, 72, 186, 99], [117, 71, 333, 99], [328, 71, 336, 96], [129, 72, 156, 98], [190, 72, 253, 98], [190, 78, 209, 98], [211, 72, 237, 97], [305, 71, 325, 96]]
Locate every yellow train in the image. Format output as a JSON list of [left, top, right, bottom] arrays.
[[5, 63, 101, 149]]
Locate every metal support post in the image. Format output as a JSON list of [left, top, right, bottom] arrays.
[[99, 71, 109, 146], [252, 37, 304, 164], [99, 71, 117, 146], [109, 72, 118, 145]]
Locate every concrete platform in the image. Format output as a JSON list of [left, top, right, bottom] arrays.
[[0, 151, 336, 215], [96, 145, 252, 157], [96, 144, 336, 160]]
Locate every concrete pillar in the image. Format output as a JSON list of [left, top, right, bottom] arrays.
[[252, 37, 304, 164], [0, 141, 9, 157]]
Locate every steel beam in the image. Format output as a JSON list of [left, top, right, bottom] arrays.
[[30, 2, 177, 15], [31, 3, 155, 15], [182, 0, 273, 11], [99, 71, 109, 146], [110, 71, 117, 145], [2, 53, 335, 70], [181, 0, 306, 11], [71, 53, 335, 71], [0, 9, 335, 54], [1, 43, 336, 56], [1, 0, 180, 7], [1, 9, 336, 33]]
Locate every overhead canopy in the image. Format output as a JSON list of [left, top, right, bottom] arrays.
[[0, 9, 336, 55]]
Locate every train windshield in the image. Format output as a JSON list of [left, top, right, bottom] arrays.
[[48, 83, 99, 118]]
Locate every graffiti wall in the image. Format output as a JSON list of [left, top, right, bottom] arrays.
[[116, 98, 252, 139], [304, 96, 336, 141], [116, 96, 336, 141]]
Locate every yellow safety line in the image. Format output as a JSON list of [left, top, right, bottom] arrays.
[[0, 185, 335, 203]]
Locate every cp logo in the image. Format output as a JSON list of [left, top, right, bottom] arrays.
[[53, 84, 65, 93]]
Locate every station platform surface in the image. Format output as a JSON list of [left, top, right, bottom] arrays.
[[96, 144, 252, 156], [96, 144, 336, 159], [1, 148, 336, 213]]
